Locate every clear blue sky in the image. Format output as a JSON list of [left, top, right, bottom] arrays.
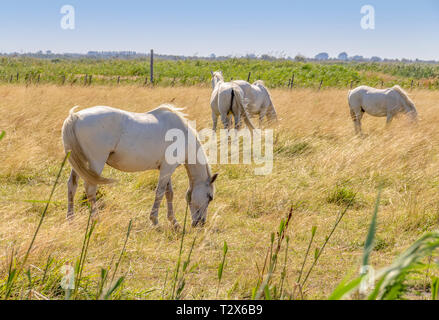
[[0, 0, 438, 60]]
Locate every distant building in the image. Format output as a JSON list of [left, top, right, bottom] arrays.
[[370, 56, 382, 62]]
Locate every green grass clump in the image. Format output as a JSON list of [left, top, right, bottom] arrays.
[[327, 186, 357, 206]]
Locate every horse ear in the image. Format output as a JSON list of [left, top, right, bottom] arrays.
[[210, 70, 214, 77], [210, 173, 219, 185]]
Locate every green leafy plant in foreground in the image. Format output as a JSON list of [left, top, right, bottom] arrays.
[[330, 190, 439, 300]]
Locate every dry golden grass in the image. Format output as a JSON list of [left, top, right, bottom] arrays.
[[1, 84, 439, 299]]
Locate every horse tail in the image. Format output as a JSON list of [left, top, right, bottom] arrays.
[[62, 107, 115, 185], [392, 85, 417, 117], [232, 86, 255, 130]]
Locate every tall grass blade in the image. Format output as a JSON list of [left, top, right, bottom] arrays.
[[301, 195, 354, 290], [216, 241, 229, 298], [171, 202, 189, 299], [362, 189, 381, 269], [432, 277, 439, 300], [4, 152, 70, 299]]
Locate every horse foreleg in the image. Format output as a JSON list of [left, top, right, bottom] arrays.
[[150, 167, 174, 226], [67, 169, 79, 220], [350, 109, 363, 136], [386, 113, 394, 127], [165, 179, 179, 230], [259, 108, 268, 129]]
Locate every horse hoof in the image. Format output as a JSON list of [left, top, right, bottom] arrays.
[[172, 223, 181, 232], [150, 216, 159, 226]]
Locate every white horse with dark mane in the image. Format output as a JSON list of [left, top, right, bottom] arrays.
[[210, 71, 255, 131], [62, 105, 218, 228], [348, 85, 418, 135], [232, 79, 278, 126]]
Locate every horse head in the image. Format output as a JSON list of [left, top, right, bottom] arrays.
[[211, 71, 224, 89], [186, 173, 218, 227]]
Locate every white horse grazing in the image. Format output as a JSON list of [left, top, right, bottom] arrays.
[[232, 79, 278, 126], [62, 105, 218, 228], [348, 85, 418, 135], [210, 71, 255, 131]]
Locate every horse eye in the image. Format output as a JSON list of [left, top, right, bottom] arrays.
[[208, 194, 213, 202]]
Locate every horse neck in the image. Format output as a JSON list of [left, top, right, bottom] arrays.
[[184, 137, 211, 188], [185, 163, 210, 189], [398, 94, 415, 113], [212, 77, 223, 89]]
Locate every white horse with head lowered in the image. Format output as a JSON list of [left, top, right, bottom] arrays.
[[62, 105, 218, 228], [348, 85, 418, 135], [232, 79, 278, 127], [210, 71, 255, 131]]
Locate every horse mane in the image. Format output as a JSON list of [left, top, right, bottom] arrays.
[[157, 104, 213, 178], [212, 71, 224, 82], [155, 104, 188, 120], [392, 85, 416, 108]]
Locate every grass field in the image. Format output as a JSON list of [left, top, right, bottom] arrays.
[[1, 57, 439, 89], [1, 84, 439, 299]]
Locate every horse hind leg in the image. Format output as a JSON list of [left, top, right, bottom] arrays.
[[220, 112, 230, 130], [67, 169, 79, 220], [212, 111, 218, 132], [84, 182, 99, 218], [83, 157, 108, 219]]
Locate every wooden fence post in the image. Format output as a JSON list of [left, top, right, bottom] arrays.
[[117, 76, 120, 85], [247, 72, 251, 82], [144, 76, 148, 86], [150, 49, 154, 85], [62, 75, 66, 85], [84, 74, 88, 86], [410, 79, 414, 90], [88, 75, 92, 86], [318, 80, 323, 90], [37, 74, 40, 84], [290, 74, 295, 89], [350, 80, 354, 89], [381, 80, 384, 88], [16, 72, 19, 82]]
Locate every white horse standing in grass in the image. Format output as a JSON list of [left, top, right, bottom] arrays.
[[210, 71, 255, 131], [62, 105, 218, 228], [348, 85, 418, 135], [232, 79, 278, 127]]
